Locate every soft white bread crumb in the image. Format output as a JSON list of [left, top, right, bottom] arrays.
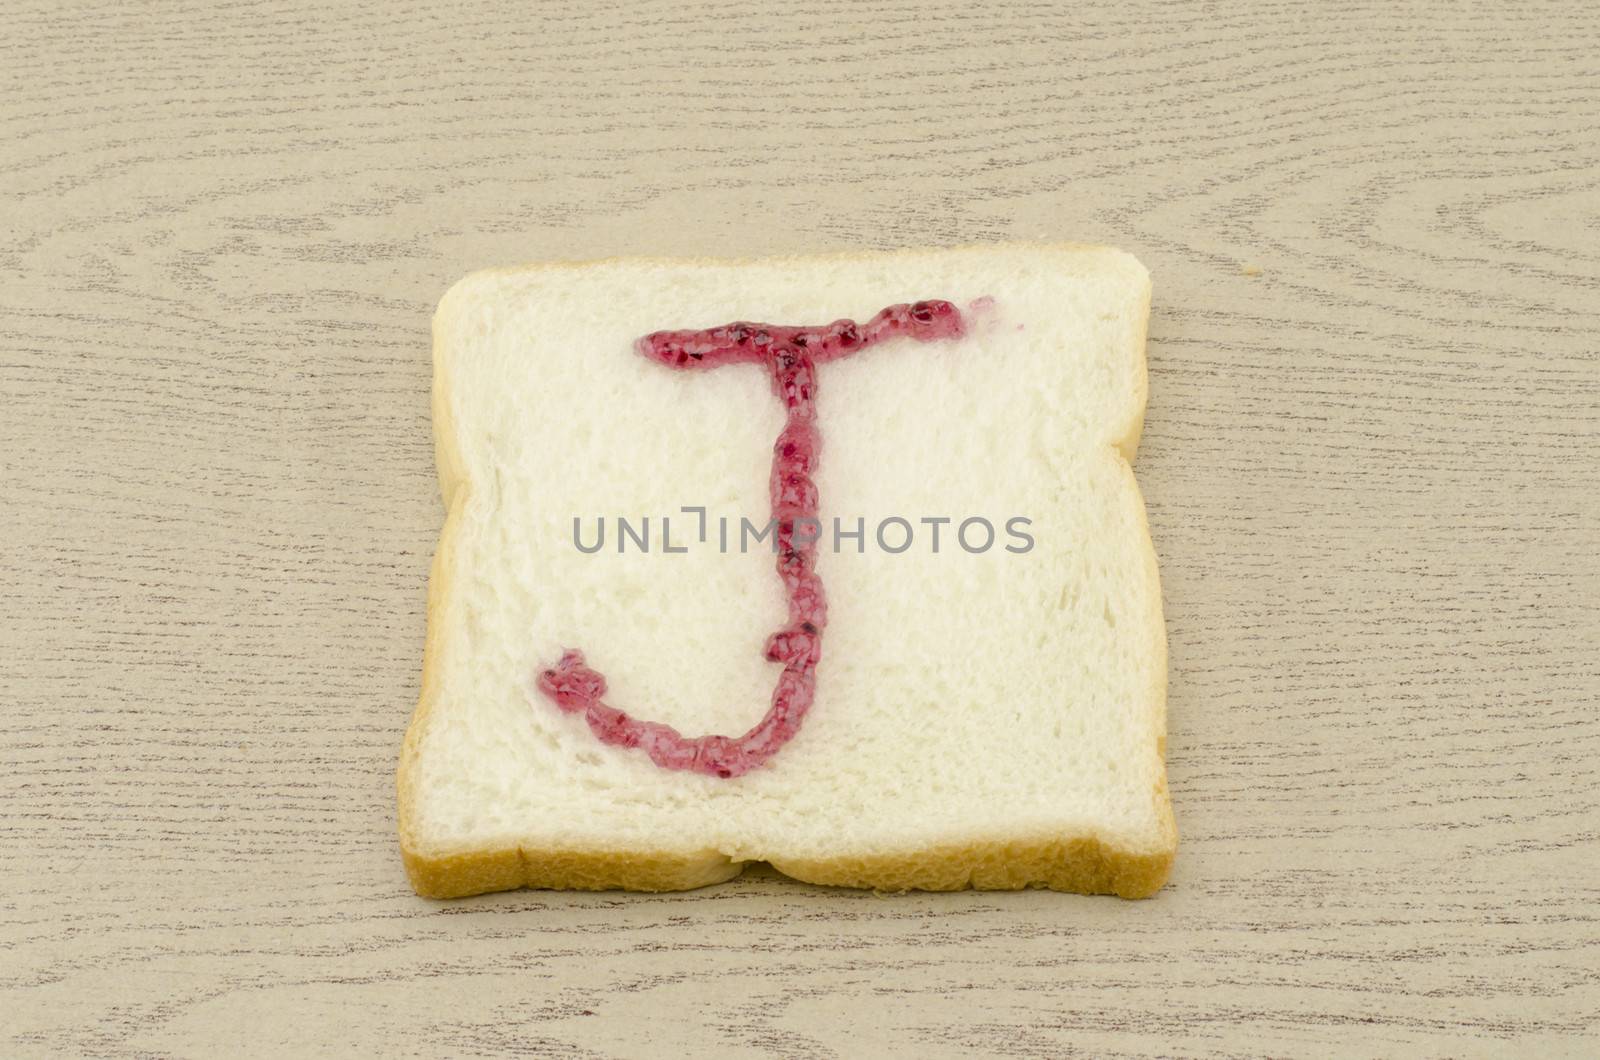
[[398, 244, 1174, 898]]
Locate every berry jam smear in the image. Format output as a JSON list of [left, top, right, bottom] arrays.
[[537, 300, 966, 778]]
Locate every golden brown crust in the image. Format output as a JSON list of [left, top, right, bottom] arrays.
[[773, 835, 1172, 898], [398, 243, 1175, 901], [403, 844, 745, 899], [402, 835, 1171, 900]]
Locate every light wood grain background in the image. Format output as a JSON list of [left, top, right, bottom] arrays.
[[4, 0, 1597, 1056]]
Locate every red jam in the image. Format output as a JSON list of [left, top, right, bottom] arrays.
[[538, 301, 966, 777]]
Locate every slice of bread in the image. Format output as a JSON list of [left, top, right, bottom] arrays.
[[398, 244, 1174, 899]]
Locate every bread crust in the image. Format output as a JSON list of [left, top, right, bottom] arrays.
[[398, 243, 1175, 900], [403, 834, 1171, 900]]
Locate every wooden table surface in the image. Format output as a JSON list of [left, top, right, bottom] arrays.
[[5, 1, 1597, 1056]]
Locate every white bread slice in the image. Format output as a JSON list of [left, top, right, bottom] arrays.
[[398, 244, 1174, 899]]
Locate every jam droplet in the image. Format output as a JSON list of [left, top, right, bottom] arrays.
[[537, 301, 967, 777]]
